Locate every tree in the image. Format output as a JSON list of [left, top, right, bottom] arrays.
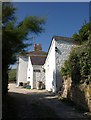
[[72, 21, 90, 44], [2, 2, 45, 95]]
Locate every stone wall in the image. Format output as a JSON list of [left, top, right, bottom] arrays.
[[60, 77, 72, 98], [33, 65, 45, 89], [60, 77, 91, 112], [69, 84, 91, 112], [55, 40, 76, 92]]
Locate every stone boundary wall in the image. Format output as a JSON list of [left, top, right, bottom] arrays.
[[60, 77, 91, 112]]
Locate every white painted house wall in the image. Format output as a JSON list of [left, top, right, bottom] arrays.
[[27, 56, 33, 89], [44, 39, 56, 92], [17, 56, 28, 86]]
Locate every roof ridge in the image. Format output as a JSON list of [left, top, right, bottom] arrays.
[[53, 35, 72, 40], [29, 54, 46, 56]]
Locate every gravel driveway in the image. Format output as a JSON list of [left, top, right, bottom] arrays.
[[2, 83, 89, 120]]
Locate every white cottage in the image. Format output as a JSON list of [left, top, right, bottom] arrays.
[[44, 36, 77, 93], [16, 36, 77, 93], [16, 44, 47, 89], [16, 55, 28, 86]]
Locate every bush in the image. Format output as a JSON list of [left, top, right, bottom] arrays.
[[61, 40, 91, 84], [61, 60, 71, 77]]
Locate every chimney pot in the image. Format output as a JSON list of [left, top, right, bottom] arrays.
[[34, 43, 42, 51]]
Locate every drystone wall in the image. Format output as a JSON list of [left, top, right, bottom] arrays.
[[60, 77, 91, 112]]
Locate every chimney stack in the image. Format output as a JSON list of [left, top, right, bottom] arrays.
[[34, 44, 42, 51]]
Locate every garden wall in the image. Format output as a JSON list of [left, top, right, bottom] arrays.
[[60, 77, 91, 112]]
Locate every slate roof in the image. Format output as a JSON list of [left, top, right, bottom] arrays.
[[30, 56, 46, 65], [27, 51, 47, 56], [53, 36, 73, 41], [52, 36, 79, 44], [27, 51, 47, 65]]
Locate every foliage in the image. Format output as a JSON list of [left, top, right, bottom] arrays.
[[8, 69, 16, 82], [2, 2, 16, 24], [61, 60, 71, 77], [2, 2, 45, 94], [61, 22, 91, 84], [72, 21, 90, 44]]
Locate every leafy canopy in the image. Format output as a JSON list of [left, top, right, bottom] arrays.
[[72, 21, 90, 44]]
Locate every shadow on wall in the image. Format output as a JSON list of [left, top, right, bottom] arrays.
[[51, 70, 64, 93], [56, 69, 64, 92]]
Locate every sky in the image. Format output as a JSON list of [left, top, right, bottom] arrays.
[[12, 2, 89, 52]]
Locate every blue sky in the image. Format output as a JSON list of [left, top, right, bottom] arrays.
[[13, 2, 89, 52]]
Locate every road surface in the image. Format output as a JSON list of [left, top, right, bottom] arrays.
[[2, 83, 89, 120]]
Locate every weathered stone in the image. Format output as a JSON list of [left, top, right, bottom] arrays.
[[60, 77, 91, 112]]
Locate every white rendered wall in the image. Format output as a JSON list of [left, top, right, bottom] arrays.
[[17, 56, 28, 86], [27, 57, 33, 89], [44, 39, 56, 92]]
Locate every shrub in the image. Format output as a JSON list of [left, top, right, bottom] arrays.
[[61, 40, 91, 84]]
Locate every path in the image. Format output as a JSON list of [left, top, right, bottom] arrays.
[[2, 83, 89, 120]]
